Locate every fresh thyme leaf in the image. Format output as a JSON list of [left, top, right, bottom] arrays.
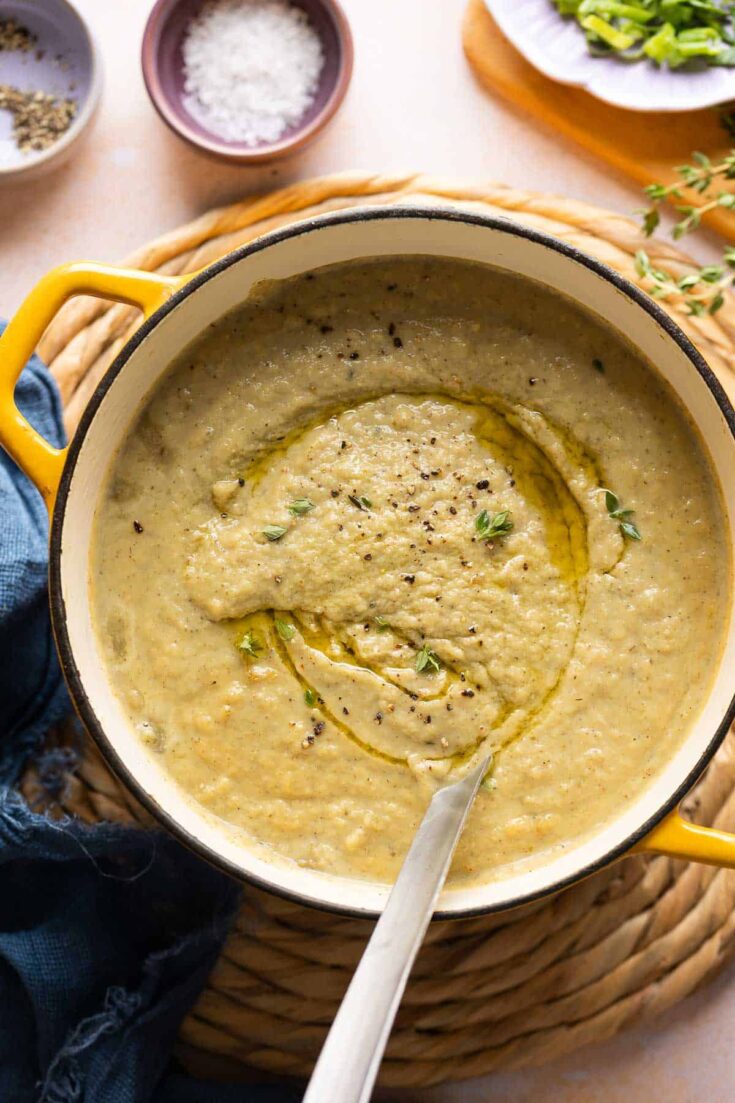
[[604, 489, 620, 514], [620, 519, 642, 541], [304, 688, 317, 707], [375, 615, 390, 632], [475, 509, 513, 542], [603, 489, 642, 541], [348, 494, 372, 512], [700, 265, 726, 284], [237, 631, 262, 658], [263, 524, 287, 542], [275, 618, 296, 641], [641, 206, 660, 236], [415, 643, 441, 674], [288, 497, 315, 516]]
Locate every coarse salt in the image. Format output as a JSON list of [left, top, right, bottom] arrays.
[[181, 0, 324, 146]]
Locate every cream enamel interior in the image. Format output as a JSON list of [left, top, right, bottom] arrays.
[[57, 211, 735, 916]]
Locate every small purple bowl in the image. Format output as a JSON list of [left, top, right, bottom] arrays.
[[141, 0, 353, 164]]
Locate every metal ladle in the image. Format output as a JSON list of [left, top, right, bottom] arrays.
[[302, 753, 491, 1103]]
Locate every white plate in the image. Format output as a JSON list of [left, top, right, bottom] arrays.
[[485, 0, 735, 111]]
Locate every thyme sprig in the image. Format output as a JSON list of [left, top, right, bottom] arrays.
[[638, 151, 735, 316], [641, 151, 735, 236], [552, 0, 735, 68]]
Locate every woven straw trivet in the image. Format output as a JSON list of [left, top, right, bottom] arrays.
[[21, 172, 735, 1089]]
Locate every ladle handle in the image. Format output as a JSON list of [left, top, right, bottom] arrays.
[[303, 756, 489, 1103]]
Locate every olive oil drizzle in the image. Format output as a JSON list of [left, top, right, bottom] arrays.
[[228, 390, 606, 775], [298, 614, 462, 703], [267, 611, 406, 767]]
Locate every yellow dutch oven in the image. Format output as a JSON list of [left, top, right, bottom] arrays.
[[2, 207, 735, 917]]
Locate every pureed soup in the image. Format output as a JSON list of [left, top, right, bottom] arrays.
[[91, 258, 730, 887]]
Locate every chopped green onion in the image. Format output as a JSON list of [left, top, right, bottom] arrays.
[[580, 14, 639, 49], [553, 0, 735, 68]]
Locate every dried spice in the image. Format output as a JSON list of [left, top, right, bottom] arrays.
[[0, 84, 77, 153], [0, 19, 36, 53]]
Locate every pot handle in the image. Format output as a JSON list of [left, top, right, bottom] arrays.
[[636, 807, 735, 868], [0, 262, 183, 511]]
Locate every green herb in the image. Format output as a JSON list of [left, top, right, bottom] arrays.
[[348, 493, 372, 512], [635, 244, 735, 317], [237, 630, 262, 658], [481, 776, 497, 793], [592, 357, 605, 373], [375, 615, 390, 632], [604, 489, 642, 541], [620, 519, 642, 540], [0, 84, 78, 155], [275, 618, 296, 641], [304, 688, 317, 707], [263, 524, 288, 542], [288, 497, 315, 516], [552, 0, 735, 68], [475, 509, 513, 542], [638, 151, 735, 316], [721, 105, 735, 139], [415, 643, 441, 674]]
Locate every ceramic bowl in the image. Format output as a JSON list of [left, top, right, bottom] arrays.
[[485, 0, 735, 111], [0, 0, 101, 181], [3, 209, 735, 917], [141, 0, 353, 163]]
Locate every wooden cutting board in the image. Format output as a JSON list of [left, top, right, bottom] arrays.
[[462, 0, 735, 240]]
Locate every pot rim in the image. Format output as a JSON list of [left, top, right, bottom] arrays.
[[49, 205, 735, 918]]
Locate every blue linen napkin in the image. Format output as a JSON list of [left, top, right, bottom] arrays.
[[0, 336, 300, 1103]]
